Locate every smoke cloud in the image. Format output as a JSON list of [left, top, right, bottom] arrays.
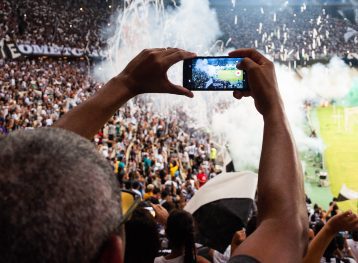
[[96, 0, 358, 171]]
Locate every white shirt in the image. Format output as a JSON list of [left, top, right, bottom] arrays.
[[347, 239, 358, 260], [213, 245, 231, 263], [154, 255, 184, 263]]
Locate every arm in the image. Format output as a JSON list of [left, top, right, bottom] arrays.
[[229, 49, 308, 262], [303, 211, 358, 263], [54, 48, 195, 139]]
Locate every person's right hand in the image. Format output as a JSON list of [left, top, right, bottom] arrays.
[[326, 210, 358, 235], [228, 49, 284, 118], [115, 48, 196, 98]]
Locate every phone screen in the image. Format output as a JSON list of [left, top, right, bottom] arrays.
[[183, 57, 248, 91]]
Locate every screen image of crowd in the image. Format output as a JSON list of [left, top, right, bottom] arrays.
[[1, 0, 358, 262], [191, 58, 244, 90]]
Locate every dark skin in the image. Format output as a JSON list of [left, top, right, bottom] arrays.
[[229, 49, 308, 262], [54, 48, 195, 139], [55, 48, 308, 262], [303, 210, 358, 263]]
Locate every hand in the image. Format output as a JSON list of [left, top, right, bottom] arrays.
[[231, 229, 247, 245], [116, 48, 196, 98], [231, 229, 246, 256], [151, 203, 169, 225], [326, 210, 358, 235], [228, 48, 284, 118]]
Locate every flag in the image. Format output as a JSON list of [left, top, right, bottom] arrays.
[[185, 171, 258, 253], [336, 184, 358, 202]]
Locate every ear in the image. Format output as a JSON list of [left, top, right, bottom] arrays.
[[99, 235, 124, 263]]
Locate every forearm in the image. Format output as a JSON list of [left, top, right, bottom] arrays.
[[258, 110, 306, 222], [303, 226, 336, 263], [54, 76, 134, 139]]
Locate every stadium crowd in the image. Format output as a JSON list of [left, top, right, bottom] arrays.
[[0, 0, 116, 50], [216, 4, 358, 60], [1, 0, 358, 262]]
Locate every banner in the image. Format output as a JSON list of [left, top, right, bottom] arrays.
[[0, 39, 22, 59], [336, 184, 358, 202], [0, 39, 107, 60]]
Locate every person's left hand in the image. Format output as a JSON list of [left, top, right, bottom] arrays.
[[116, 48, 196, 98], [326, 210, 358, 235]]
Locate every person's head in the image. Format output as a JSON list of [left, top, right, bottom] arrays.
[[132, 181, 140, 190], [146, 184, 154, 193], [124, 207, 160, 263], [166, 210, 196, 263], [153, 187, 161, 198], [0, 128, 124, 263], [314, 220, 325, 236]]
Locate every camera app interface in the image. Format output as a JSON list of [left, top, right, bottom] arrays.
[[191, 57, 244, 90]]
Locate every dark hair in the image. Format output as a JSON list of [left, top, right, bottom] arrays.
[[166, 210, 196, 263], [352, 231, 358, 242], [153, 187, 161, 195], [132, 181, 140, 190], [125, 208, 160, 263], [161, 190, 169, 199], [314, 221, 325, 236]]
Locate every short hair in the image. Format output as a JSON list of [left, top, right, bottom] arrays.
[[124, 208, 160, 263], [0, 128, 122, 263]]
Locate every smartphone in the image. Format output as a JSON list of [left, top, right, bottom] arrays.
[[183, 56, 248, 91]]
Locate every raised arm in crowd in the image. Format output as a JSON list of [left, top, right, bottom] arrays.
[[55, 48, 309, 262]]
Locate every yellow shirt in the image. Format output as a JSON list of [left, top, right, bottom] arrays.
[[144, 192, 154, 200], [113, 161, 119, 174], [210, 147, 217, 160], [170, 163, 179, 177]]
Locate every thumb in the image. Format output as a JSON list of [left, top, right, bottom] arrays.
[[169, 84, 194, 98]]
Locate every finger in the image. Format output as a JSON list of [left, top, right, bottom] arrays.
[[162, 50, 197, 68], [159, 47, 183, 56], [229, 48, 270, 65], [169, 84, 194, 98], [237, 57, 258, 71], [141, 48, 166, 55], [233, 91, 243, 100], [233, 90, 250, 100]]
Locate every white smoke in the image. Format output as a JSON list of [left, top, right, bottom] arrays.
[[96, 0, 358, 171], [95, 0, 221, 82], [195, 59, 218, 76]]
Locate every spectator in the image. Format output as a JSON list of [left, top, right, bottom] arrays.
[[154, 210, 201, 263], [125, 207, 161, 263], [347, 231, 358, 260], [303, 211, 358, 263]]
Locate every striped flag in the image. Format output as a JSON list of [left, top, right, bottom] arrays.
[[185, 171, 258, 253], [336, 184, 358, 202]]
